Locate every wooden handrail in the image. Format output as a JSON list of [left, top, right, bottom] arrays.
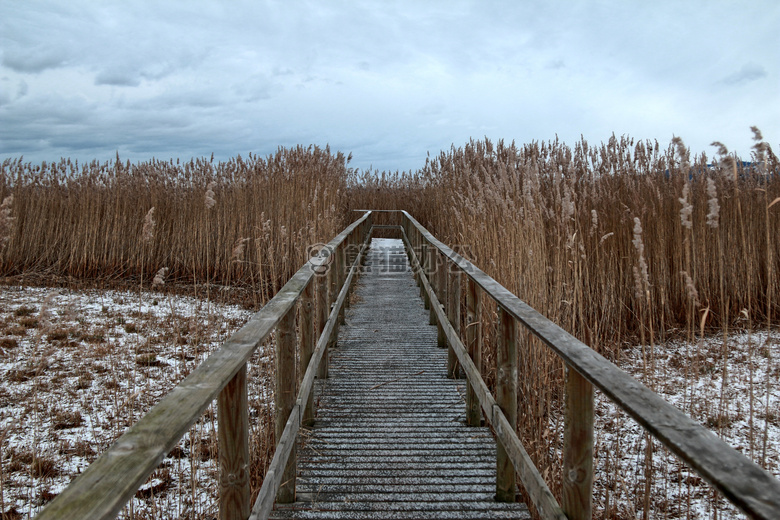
[[399, 226, 567, 520], [249, 229, 372, 519], [400, 210, 780, 520], [35, 211, 372, 520]]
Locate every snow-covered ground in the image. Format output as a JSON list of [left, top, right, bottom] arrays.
[[0, 286, 260, 519], [592, 330, 780, 519], [0, 284, 777, 519]]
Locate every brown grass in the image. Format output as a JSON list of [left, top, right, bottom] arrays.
[[1, 134, 777, 518], [0, 146, 351, 307], [347, 133, 780, 513]]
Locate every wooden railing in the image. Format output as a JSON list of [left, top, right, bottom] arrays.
[[35, 211, 373, 520], [35, 208, 780, 520], [398, 210, 780, 520]]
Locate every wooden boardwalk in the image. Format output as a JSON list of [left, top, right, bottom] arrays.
[[37, 212, 780, 520], [270, 239, 530, 519]]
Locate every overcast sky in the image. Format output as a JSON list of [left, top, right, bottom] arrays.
[[1, 1, 778, 172]]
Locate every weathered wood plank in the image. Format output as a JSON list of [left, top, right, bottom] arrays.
[[316, 261, 329, 381], [269, 238, 530, 520], [496, 306, 518, 502], [400, 229, 565, 520], [447, 267, 461, 379], [563, 368, 594, 520], [300, 279, 315, 427], [401, 210, 780, 520], [251, 233, 372, 519], [251, 405, 301, 520], [35, 211, 372, 520], [296, 239, 370, 427], [218, 364, 250, 520], [276, 307, 297, 503], [466, 277, 482, 427]]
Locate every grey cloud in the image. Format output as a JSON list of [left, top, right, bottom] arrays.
[[95, 70, 141, 87], [721, 63, 767, 85], [2, 47, 67, 73]]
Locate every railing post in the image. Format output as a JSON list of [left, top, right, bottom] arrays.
[[218, 363, 250, 520], [466, 278, 482, 426], [436, 251, 447, 349], [275, 306, 297, 503], [428, 247, 437, 324], [420, 242, 430, 306], [563, 367, 594, 520], [316, 257, 329, 380], [338, 245, 347, 324], [496, 306, 518, 502], [300, 279, 315, 426], [447, 266, 461, 378]]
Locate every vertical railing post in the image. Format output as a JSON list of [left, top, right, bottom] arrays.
[[338, 244, 347, 324], [496, 306, 518, 502], [421, 242, 429, 306], [435, 251, 447, 349], [275, 306, 297, 503], [300, 280, 315, 426], [563, 367, 594, 520], [466, 278, 482, 426], [434, 249, 449, 348], [316, 251, 330, 380], [428, 247, 437, 325], [218, 363, 250, 520], [325, 243, 340, 370], [447, 266, 461, 378]]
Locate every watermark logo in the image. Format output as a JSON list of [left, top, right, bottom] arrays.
[[307, 243, 334, 276]]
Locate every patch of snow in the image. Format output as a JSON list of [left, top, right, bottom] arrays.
[[0, 286, 265, 519]]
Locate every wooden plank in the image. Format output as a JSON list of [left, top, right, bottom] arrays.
[[300, 279, 315, 426], [275, 306, 297, 503], [401, 210, 780, 520], [297, 238, 371, 428], [400, 229, 566, 520], [268, 238, 530, 520], [316, 259, 329, 380], [436, 252, 447, 348], [35, 211, 372, 520], [466, 277, 482, 426], [250, 404, 301, 520], [427, 247, 436, 323], [218, 363, 250, 520], [447, 267, 461, 379], [420, 243, 429, 306], [496, 307, 518, 502], [251, 232, 373, 519], [338, 245, 347, 324], [563, 367, 594, 520]]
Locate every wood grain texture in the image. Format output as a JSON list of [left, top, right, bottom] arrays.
[[268, 238, 530, 520], [401, 210, 780, 520], [447, 267, 461, 379], [300, 279, 315, 426], [316, 267, 329, 381], [35, 211, 371, 520], [563, 368, 594, 520], [218, 364, 250, 520], [496, 307, 518, 503], [466, 277, 482, 427], [275, 307, 297, 503], [251, 232, 372, 520], [401, 229, 565, 520]]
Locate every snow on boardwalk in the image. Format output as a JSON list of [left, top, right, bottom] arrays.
[[270, 239, 530, 519]]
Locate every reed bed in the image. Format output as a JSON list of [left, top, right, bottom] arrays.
[[1, 132, 778, 518], [348, 131, 779, 517], [0, 145, 351, 306]]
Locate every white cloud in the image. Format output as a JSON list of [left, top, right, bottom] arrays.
[[1, 0, 778, 170]]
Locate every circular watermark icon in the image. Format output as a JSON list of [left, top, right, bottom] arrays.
[[307, 243, 334, 276]]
